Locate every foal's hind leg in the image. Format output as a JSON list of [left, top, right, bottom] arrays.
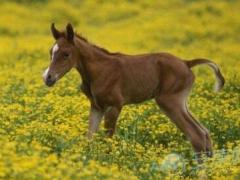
[[184, 102, 213, 157], [155, 93, 212, 159]]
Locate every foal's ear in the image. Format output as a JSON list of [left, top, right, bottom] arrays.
[[66, 23, 74, 43], [51, 23, 61, 40]]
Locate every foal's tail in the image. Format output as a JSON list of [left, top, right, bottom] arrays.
[[185, 58, 225, 92]]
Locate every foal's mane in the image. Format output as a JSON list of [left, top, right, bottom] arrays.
[[75, 33, 122, 56]]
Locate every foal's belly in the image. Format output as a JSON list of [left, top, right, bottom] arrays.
[[124, 91, 156, 104], [121, 68, 160, 104]]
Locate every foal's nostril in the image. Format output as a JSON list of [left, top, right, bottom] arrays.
[[47, 74, 52, 80]]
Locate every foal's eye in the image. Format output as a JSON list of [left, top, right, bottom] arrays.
[[63, 53, 69, 59]]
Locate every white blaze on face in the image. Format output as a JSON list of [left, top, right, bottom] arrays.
[[51, 43, 59, 61], [42, 67, 49, 80], [42, 44, 59, 81]]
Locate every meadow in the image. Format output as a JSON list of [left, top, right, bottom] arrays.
[[0, 0, 240, 179]]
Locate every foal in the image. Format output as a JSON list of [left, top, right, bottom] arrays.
[[43, 23, 225, 158]]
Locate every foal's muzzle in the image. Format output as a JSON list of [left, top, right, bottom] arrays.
[[45, 74, 56, 87]]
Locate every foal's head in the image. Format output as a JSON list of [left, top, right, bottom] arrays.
[[43, 23, 79, 87]]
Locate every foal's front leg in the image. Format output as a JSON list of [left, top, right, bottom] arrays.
[[87, 105, 104, 139], [104, 106, 122, 137]]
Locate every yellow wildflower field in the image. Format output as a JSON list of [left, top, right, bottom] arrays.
[[0, 0, 239, 179]]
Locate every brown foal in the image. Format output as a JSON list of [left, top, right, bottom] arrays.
[[43, 23, 225, 158]]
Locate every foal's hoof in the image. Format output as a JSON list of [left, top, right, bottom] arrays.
[[206, 150, 213, 157], [104, 129, 114, 138], [194, 150, 213, 164]]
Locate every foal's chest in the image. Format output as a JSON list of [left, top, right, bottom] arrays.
[[80, 83, 105, 109]]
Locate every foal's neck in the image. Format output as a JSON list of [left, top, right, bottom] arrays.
[[74, 36, 113, 84]]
